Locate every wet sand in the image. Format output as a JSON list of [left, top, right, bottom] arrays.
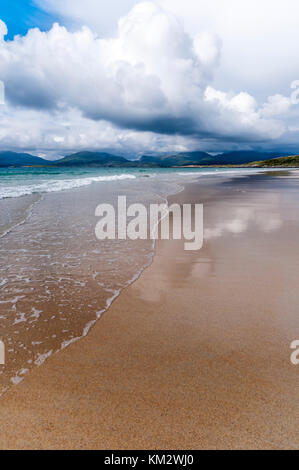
[[0, 173, 298, 449]]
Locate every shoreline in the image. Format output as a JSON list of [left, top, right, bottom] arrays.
[[0, 172, 298, 449]]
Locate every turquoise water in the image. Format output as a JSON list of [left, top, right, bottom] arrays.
[[0, 166, 258, 200]]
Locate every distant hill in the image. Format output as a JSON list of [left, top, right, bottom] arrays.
[[247, 155, 299, 167], [0, 149, 290, 168], [139, 151, 213, 167], [56, 151, 130, 167], [213, 151, 284, 165], [56, 151, 213, 168], [58, 150, 278, 168], [139, 151, 285, 167], [0, 151, 47, 167]]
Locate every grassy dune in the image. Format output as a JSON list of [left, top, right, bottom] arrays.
[[247, 155, 299, 167]]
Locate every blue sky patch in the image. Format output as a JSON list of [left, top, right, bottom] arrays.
[[0, 0, 57, 39]]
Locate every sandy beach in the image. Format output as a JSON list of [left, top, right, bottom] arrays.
[[0, 172, 298, 450]]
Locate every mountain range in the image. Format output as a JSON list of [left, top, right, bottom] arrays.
[[0, 151, 50, 167], [0, 150, 291, 168]]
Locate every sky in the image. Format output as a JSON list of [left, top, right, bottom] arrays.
[[0, 0, 299, 158]]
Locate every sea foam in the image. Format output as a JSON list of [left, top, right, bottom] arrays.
[[0, 174, 136, 199]]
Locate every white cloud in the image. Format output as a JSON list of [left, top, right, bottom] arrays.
[[160, 0, 299, 98], [193, 32, 221, 71], [0, 1, 298, 155], [0, 19, 7, 41], [35, 0, 139, 36], [2, 3, 209, 131], [204, 87, 285, 140], [205, 87, 258, 115], [260, 94, 292, 117], [0, 103, 203, 158], [39, 0, 299, 98]]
